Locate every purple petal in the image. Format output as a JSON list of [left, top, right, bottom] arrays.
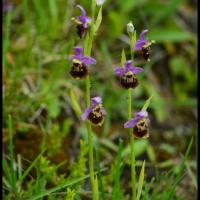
[[124, 60, 132, 68], [140, 29, 148, 41], [77, 15, 87, 24], [81, 107, 92, 121], [134, 41, 146, 51], [74, 46, 83, 57], [114, 67, 126, 76], [76, 5, 86, 16], [91, 97, 102, 107], [77, 16, 91, 28], [124, 116, 141, 128], [134, 29, 149, 51], [127, 66, 144, 75], [135, 111, 148, 118], [80, 56, 96, 65]]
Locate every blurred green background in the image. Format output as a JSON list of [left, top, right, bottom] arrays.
[[3, 0, 197, 199]]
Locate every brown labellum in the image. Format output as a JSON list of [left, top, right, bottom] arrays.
[[70, 61, 88, 79], [120, 73, 139, 89], [133, 118, 150, 138], [77, 24, 86, 38], [88, 105, 104, 126], [141, 46, 150, 61]]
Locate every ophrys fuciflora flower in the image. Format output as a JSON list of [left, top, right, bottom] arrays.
[[124, 111, 150, 138], [69, 47, 96, 79], [114, 60, 143, 89], [81, 97, 106, 126], [134, 29, 155, 61], [72, 5, 91, 38]]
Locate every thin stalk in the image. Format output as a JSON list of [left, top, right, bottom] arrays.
[[84, 1, 98, 199], [86, 76, 96, 200], [128, 89, 136, 200], [8, 115, 17, 194], [129, 34, 134, 61]]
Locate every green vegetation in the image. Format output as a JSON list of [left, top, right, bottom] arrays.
[[3, 0, 197, 199]]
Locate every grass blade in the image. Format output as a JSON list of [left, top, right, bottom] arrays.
[[19, 149, 45, 183], [17, 154, 22, 180], [96, 146, 106, 200], [28, 175, 90, 200], [185, 161, 197, 189], [136, 160, 145, 200], [8, 115, 16, 192], [166, 137, 193, 199], [2, 153, 12, 188]]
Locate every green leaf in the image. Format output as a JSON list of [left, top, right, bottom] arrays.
[[136, 160, 145, 200], [70, 89, 82, 117], [94, 176, 99, 200], [94, 6, 102, 35], [121, 49, 126, 66], [141, 95, 153, 111]]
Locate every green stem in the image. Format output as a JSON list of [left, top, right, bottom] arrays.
[[85, 64, 97, 200], [84, 1, 98, 199], [128, 30, 137, 199], [128, 88, 136, 200], [130, 34, 134, 62]]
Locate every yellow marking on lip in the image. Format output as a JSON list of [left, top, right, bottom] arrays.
[[73, 59, 82, 64]]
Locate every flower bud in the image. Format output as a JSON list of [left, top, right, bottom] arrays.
[[127, 21, 135, 34], [96, 0, 105, 6]]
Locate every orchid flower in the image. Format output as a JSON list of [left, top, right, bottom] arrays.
[[114, 60, 143, 89], [81, 97, 106, 126]]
